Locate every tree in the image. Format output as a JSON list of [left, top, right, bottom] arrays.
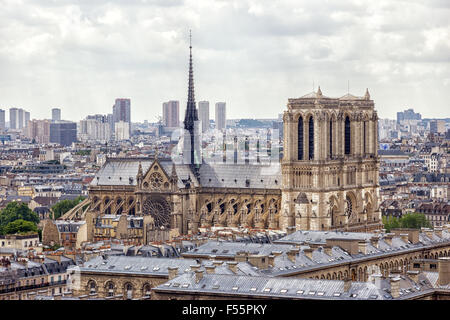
[[0, 202, 39, 228], [383, 212, 432, 232], [3, 219, 38, 234], [51, 196, 86, 219]]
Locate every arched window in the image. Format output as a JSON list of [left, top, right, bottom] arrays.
[[298, 116, 304, 160], [329, 120, 333, 158], [345, 116, 351, 155], [309, 116, 314, 159]]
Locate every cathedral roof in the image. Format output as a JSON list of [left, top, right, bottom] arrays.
[[90, 158, 282, 190]]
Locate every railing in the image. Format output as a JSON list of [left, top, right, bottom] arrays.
[[0, 280, 66, 295]]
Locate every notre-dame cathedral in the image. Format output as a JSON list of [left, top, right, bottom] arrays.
[[68, 39, 382, 239]]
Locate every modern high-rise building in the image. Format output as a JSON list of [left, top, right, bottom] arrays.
[[198, 101, 210, 133], [430, 120, 446, 134], [26, 119, 51, 144], [9, 108, 18, 130], [113, 98, 131, 135], [215, 102, 226, 131], [114, 121, 130, 141], [162, 100, 180, 128], [50, 121, 77, 146], [52, 108, 61, 122], [396, 108, 421, 124], [0, 109, 5, 131], [9, 108, 29, 130], [79, 115, 112, 142]]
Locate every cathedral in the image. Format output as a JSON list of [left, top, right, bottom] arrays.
[[78, 39, 382, 238]]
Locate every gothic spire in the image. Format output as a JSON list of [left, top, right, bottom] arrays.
[[184, 29, 198, 132]]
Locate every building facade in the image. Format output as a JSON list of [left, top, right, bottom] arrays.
[[280, 88, 382, 232], [215, 102, 226, 131]]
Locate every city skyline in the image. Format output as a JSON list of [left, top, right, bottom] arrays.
[[0, 1, 449, 123]]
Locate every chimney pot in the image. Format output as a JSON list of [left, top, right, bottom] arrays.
[[406, 270, 420, 284], [205, 265, 216, 274], [168, 266, 179, 280], [438, 257, 450, 286], [226, 261, 238, 273], [390, 276, 401, 299], [195, 270, 204, 283]]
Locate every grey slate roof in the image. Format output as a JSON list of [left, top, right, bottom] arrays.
[[275, 230, 374, 245], [155, 273, 387, 300], [183, 240, 297, 258], [89, 157, 281, 190]]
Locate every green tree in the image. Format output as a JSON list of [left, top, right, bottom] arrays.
[[0, 202, 39, 229], [383, 212, 432, 232], [51, 196, 86, 219], [400, 212, 432, 229], [3, 219, 38, 234]]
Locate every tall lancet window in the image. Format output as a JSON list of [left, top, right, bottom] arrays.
[[329, 120, 333, 158], [309, 116, 314, 160], [363, 121, 367, 154], [345, 116, 351, 155], [298, 116, 304, 160]]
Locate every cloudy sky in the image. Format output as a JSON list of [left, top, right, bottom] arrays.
[[0, 0, 449, 122]]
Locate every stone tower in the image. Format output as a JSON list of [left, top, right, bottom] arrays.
[[280, 87, 382, 232]]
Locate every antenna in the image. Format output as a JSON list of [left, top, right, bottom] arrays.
[[189, 29, 192, 48], [347, 80, 350, 94]]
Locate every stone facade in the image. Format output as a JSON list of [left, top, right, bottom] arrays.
[[280, 88, 382, 232]]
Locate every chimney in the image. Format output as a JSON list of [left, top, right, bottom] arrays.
[[205, 265, 216, 274], [287, 248, 300, 262], [227, 261, 238, 273], [53, 293, 62, 300], [383, 234, 394, 246], [438, 257, 450, 286], [424, 229, 434, 239], [358, 241, 368, 255], [168, 266, 179, 280], [390, 276, 401, 299], [235, 251, 248, 263], [406, 270, 420, 284], [287, 226, 296, 235], [434, 228, 443, 238], [271, 250, 282, 257], [399, 234, 409, 244], [190, 264, 201, 272], [343, 277, 352, 292], [302, 248, 313, 260], [195, 270, 204, 283], [370, 236, 379, 249], [212, 260, 223, 267], [324, 245, 333, 256], [371, 273, 383, 289], [268, 255, 275, 267]]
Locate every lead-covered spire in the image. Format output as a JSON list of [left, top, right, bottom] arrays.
[[184, 30, 198, 132]]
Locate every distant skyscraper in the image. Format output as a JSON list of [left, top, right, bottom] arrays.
[[162, 100, 180, 128], [114, 121, 130, 141], [0, 109, 5, 131], [198, 101, 210, 133], [397, 108, 421, 124], [215, 102, 226, 131], [113, 98, 131, 134], [18, 109, 24, 129], [52, 108, 61, 121], [9, 108, 18, 129], [24, 111, 30, 127], [430, 120, 446, 134], [27, 119, 51, 144], [50, 121, 77, 146]]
